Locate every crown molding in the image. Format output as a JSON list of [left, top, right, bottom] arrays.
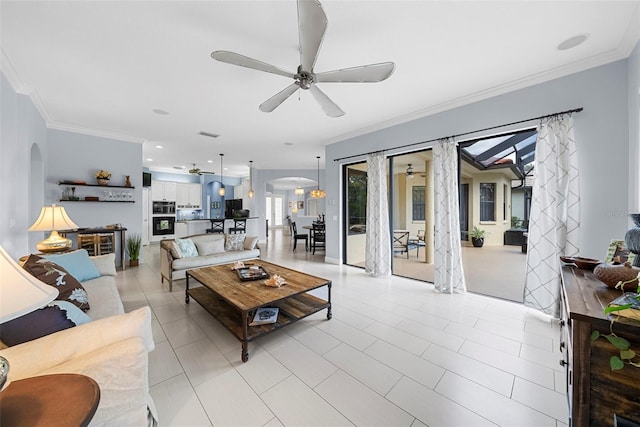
[[327, 46, 635, 148], [47, 122, 147, 144]]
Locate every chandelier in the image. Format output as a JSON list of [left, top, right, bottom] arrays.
[[310, 156, 326, 198]]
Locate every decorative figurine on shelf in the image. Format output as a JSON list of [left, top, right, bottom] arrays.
[[125, 175, 132, 188], [95, 169, 111, 186]]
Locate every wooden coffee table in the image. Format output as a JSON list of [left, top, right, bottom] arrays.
[[185, 260, 332, 362]]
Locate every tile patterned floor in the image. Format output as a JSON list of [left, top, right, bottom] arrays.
[[118, 230, 568, 426]]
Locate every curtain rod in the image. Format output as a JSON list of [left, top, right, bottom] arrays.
[[333, 107, 583, 163]]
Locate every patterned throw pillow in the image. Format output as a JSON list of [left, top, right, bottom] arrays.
[[22, 255, 90, 311], [176, 238, 199, 258], [225, 233, 245, 251]]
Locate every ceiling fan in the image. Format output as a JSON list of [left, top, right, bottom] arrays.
[[210, 0, 395, 117], [188, 164, 215, 176]]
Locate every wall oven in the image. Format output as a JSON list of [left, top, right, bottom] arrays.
[[153, 201, 176, 215], [152, 216, 175, 236]]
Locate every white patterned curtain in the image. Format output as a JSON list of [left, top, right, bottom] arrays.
[[433, 139, 466, 293], [365, 152, 391, 277], [524, 115, 580, 317]]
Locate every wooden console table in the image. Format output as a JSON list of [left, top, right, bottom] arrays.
[[560, 265, 640, 426]]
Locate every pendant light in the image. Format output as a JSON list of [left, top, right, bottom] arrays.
[[248, 160, 254, 198], [218, 153, 226, 196], [310, 156, 326, 198], [295, 178, 304, 195]]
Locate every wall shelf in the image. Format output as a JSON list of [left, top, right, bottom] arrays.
[[58, 200, 135, 203], [58, 182, 135, 189]]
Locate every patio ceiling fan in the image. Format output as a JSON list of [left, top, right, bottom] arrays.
[[189, 164, 215, 176], [210, 0, 395, 117]]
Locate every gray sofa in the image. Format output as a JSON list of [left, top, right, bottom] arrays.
[[160, 233, 260, 291]]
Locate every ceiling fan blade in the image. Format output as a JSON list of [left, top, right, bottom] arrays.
[[309, 85, 344, 117], [259, 83, 299, 112], [211, 51, 294, 79], [316, 62, 396, 83], [298, 0, 327, 71]]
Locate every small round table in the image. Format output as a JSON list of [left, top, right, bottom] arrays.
[[0, 373, 100, 427]]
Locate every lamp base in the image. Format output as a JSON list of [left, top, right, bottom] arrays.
[[36, 231, 73, 253]]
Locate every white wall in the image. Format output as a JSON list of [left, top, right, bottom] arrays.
[[629, 41, 640, 214], [326, 59, 633, 263], [0, 74, 48, 258]]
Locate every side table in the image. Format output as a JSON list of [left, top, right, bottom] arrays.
[[0, 373, 100, 426]]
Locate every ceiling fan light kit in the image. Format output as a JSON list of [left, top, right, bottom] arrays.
[[406, 164, 415, 179], [210, 0, 394, 117]]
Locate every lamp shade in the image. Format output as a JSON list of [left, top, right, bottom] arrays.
[[28, 204, 78, 232], [0, 245, 58, 323]]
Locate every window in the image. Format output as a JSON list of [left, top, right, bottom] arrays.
[[412, 186, 425, 221], [347, 168, 367, 234], [480, 183, 495, 221]]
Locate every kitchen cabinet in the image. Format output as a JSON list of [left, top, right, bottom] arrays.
[[152, 181, 176, 201], [176, 183, 202, 209]]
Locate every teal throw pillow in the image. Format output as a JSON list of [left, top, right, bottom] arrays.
[[42, 249, 101, 282], [176, 238, 199, 258]]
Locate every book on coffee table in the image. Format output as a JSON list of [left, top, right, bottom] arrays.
[[250, 307, 279, 326]]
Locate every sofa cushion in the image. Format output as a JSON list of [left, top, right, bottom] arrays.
[[0, 302, 90, 346], [244, 236, 258, 250], [225, 233, 245, 251], [166, 241, 183, 259], [176, 238, 198, 257], [90, 253, 117, 276], [41, 249, 101, 282], [195, 238, 225, 255], [22, 255, 90, 311], [172, 250, 260, 271], [83, 275, 125, 320]]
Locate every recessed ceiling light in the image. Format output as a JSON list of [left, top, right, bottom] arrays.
[[155, 145, 163, 149], [146, 158, 153, 162], [152, 108, 169, 115], [207, 160, 213, 163], [557, 33, 589, 51], [199, 131, 220, 138]]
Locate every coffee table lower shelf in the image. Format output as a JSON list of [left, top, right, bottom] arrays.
[[187, 286, 330, 361]]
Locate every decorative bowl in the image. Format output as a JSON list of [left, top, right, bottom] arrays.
[[560, 256, 601, 270], [593, 262, 640, 290]]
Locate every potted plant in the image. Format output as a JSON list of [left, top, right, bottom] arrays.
[[126, 234, 142, 267], [95, 169, 111, 186], [470, 225, 487, 247]]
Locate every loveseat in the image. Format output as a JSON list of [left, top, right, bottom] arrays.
[[0, 251, 157, 426], [160, 233, 260, 291]]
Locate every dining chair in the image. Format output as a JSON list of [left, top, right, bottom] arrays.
[[311, 222, 326, 254], [291, 222, 308, 251], [206, 218, 225, 234]]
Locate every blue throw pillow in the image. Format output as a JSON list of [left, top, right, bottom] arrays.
[[176, 238, 199, 258], [42, 249, 101, 282]]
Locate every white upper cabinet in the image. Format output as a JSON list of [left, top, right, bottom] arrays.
[[176, 183, 202, 208], [151, 181, 177, 201]]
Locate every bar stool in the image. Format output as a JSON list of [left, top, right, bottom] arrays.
[[206, 218, 225, 234], [228, 218, 247, 234]]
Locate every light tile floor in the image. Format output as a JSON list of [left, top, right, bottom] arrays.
[[118, 229, 568, 426]]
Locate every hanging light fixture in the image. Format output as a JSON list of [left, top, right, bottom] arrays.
[[218, 153, 226, 196], [248, 160, 254, 198], [310, 156, 326, 198], [295, 178, 304, 196]]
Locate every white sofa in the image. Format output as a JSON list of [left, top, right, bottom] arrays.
[[0, 253, 157, 426], [160, 233, 260, 291]]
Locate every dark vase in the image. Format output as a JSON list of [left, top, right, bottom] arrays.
[[472, 237, 484, 248], [625, 214, 640, 267]]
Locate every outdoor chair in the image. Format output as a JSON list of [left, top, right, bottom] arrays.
[[393, 230, 410, 258]]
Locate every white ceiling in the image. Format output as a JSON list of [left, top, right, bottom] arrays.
[[2, 1, 639, 178]]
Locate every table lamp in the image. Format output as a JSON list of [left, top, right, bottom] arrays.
[[0, 244, 59, 389], [28, 204, 79, 253]]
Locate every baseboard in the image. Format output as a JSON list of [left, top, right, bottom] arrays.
[[324, 256, 341, 265]]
